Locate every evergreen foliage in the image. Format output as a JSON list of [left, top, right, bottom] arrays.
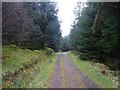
[[2, 2, 61, 51], [69, 2, 119, 70]]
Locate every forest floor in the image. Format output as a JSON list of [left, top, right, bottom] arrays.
[[51, 52, 98, 88]]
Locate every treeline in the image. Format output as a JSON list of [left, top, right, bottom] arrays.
[[2, 2, 61, 51], [60, 36, 71, 52], [70, 2, 119, 70]]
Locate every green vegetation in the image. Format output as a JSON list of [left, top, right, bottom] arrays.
[[2, 2, 119, 88], [69, 52, 118, 88], [28, 54, 56, 88], [69, 2, 119, 70], [2, 2, 61, 51], [2, 45, 56, 88], [68, 2, 119, 88], [2, 2, 61, 88]]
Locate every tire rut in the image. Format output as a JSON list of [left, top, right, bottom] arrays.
[[52, 52, 98, 88]]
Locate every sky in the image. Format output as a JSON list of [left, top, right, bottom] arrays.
[[57, 0, 77, 37], [54, 0, 87, 37]]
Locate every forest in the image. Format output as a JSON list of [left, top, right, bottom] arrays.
[[69, 2, 119, 70], [1, 1, 119, 88], [2, 2, 62, 51]]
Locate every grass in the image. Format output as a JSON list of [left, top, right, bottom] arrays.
[[27, 54, 56, 88], [2, 45, 45, 74], [69, 52, 118, 88], [2, 45, 57, 88]]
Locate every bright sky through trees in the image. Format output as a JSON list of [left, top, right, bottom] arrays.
[[56, 0, 87, 37]]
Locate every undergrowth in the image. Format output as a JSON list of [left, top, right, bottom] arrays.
[[2, 45, 56, 88], [69, 52, 118, 88]]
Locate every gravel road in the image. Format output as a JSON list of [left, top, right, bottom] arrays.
[[52, 52, 98, 88]]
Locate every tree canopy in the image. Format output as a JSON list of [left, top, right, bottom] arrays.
[[69, 2, 119, 70], [2, 2, 61, 51]]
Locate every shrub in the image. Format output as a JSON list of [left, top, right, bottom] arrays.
[[45, 47, 54, 56]]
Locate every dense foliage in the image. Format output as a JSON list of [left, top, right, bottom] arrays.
[[70, 2, 119, 70], [2, 2, 61, 51]]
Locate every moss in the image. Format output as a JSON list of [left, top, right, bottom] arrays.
[[4, 45, 19, 51], [2, 45, 56, 88], [45, 47, 54, 56]]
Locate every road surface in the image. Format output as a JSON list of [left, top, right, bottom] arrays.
[[51, 52, 98, 88]]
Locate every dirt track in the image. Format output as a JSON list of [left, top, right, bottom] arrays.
[[51, 52, 98, 88]]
